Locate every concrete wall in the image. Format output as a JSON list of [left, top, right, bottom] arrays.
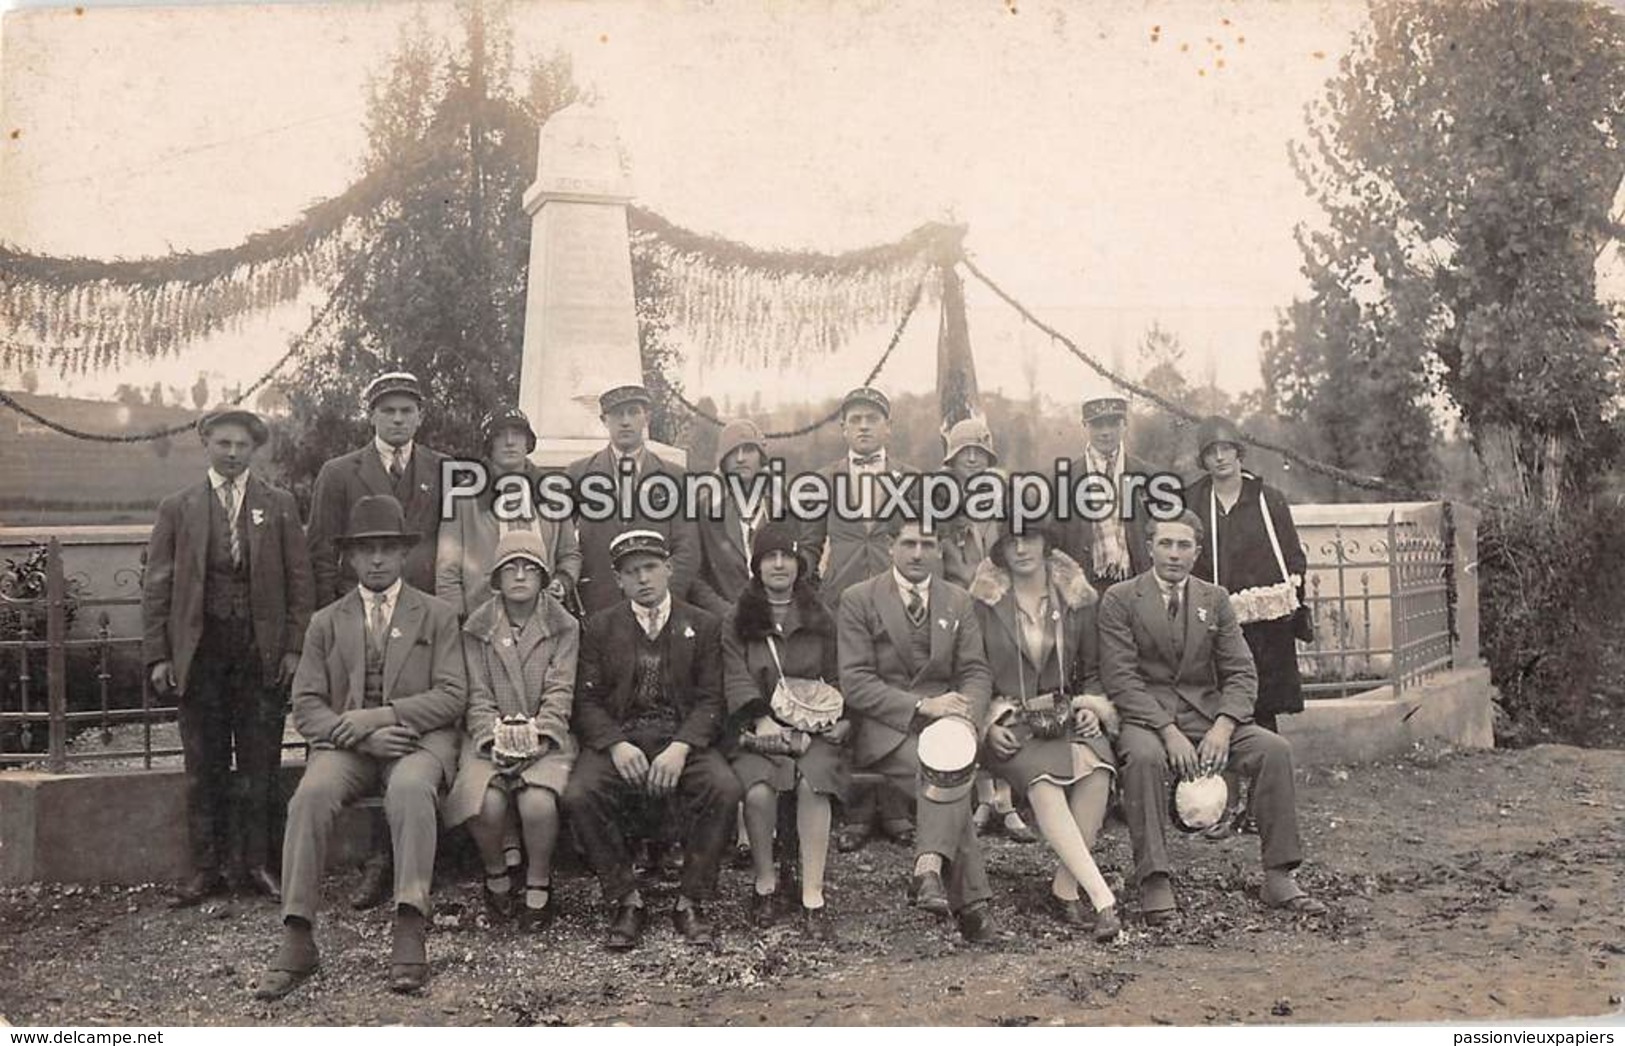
[[1279, 665, 1496, 767]]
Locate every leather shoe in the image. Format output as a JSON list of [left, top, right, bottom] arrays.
[[801, 904, 836, 942], [834, 824, 873, 853], [1000, 812, 1040, 844], [169, 871, 226, 909], [910, 870, 950, 915], [748, 890, 777, 928], [604, 901, 647, 951], [388, 908, 429, 995], [349, 857, 392, 911], [1140, 874, 1179, 927], [1093, 904, 1122, 942], [483, 877, 517, 921], [879, 818, 916, 846], [253, 925, 318, 1001], [673, 903, 715, 945], [956, 902, 996, 944], [242, 866, 282, 902], [517, 891, 558, 933], [1049, 894, 1090, 928]]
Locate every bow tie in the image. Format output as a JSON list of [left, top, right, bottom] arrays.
[[852, 453, 882, 468]]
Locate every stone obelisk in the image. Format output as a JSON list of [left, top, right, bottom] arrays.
[[518, 104, 682, 467]]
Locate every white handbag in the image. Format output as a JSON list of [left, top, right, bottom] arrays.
[[765, 635, 844, 734], [1212, 484, 1301, 625]]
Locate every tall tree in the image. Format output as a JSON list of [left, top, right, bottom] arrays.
[[1268, 0, 1625, 509]]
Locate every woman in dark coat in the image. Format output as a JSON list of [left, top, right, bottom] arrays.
[[722, 523, 847, 937], [1185, 416, 1308, 732], [970, 520, 1121, 941]]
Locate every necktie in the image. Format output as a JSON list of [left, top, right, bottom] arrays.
[[389, 448, 405, 482], [906, 586, 927, 628], [369, 593, 389, 658], [219, 480, 241, 567], [1167, 587, 1181, 622], [852, 452, 882, 468], [641, 605, 664, 640]]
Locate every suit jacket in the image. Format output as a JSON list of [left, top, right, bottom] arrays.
[[306, 442, 449, 608], [435, 473, 581, 619], [565, 447, 701, 617], [1097, 571, 1257, 736], [142, 473, 314, 694], [572, 597, 725, 753], [803, 457, 917, 612], [837, 572, 992, 769], [689, 482, 766, 617], [290, 583, 467, 776], [1055, 451, 1157, 593]]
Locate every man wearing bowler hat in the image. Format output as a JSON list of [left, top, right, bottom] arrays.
[[838, 515, 998, 942], [1097, 511, 1325, 926], [563, 529, 742, 951], [254, 495, 467, 999], [306, 371, 449, 610], [143, 408, 313, 907], [805, 386, 919, 852], [306, 370, 451, 908], [1057, 394, 1158, 597], [565, 384, 701, 617]]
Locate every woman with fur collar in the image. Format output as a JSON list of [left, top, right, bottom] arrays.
[[970, 520, 1122, 941], [721, 523, 848, 938]]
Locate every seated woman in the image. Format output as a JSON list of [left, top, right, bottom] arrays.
[[722, 523, 848, 938], [444, 531, 579, 929], [969, 519, 1121, 941]]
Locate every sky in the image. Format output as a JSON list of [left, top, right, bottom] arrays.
[[0, 0, 1375, 410]]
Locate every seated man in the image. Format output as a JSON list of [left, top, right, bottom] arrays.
[[837, 516, 997, 942], [1097, 510, 1326, 925], [563, 529, 743, 951], [254, 495, 467, 1000]]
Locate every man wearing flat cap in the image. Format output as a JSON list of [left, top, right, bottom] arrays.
[[563, 529, 742, 951], [1057, 394, 1157, 597], [144, 408, 313, 908], [690, 417, 779, 616], [565, 384, 701, 617], [307, 371, 450, 610], [804, 386, 919, 852], [255, 495, 467, 1000], [305, 370, 451, 907]]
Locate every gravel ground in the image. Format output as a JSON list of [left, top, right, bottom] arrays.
[[0, 742, 1620, 1026]]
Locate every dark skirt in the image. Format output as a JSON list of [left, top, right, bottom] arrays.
[[1243, 616, 1304, 716], [730, 736, 848, 798]]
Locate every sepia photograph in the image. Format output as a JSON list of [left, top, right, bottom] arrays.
[[0, 0, 1621, 1030]]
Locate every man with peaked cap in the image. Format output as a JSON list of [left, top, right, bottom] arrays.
[[563, 529, 742, 951], [1057, 394, 1158, 597], [305, 370, 451, 908], [690, 417, 779, 616], [306, 371, 450, 610], [143, 408, 313, 908], [804, 386, 919, 852], [565, 384, 701, 617], [254, 495, 467, 1000]]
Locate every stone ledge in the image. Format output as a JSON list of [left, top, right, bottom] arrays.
[[1281, 664, 1496, 766]]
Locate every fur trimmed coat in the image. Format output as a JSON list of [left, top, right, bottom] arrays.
[[721, 582, 840, 732]]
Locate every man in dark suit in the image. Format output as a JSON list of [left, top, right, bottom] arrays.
[[305, 370, 450, 908], [1097, 510, 1326, 925], [254, 496, 467, 1000], [563, 529, 742, 951], [306, 371, 449, 609], [565, 384, 701, 616], [1057, 395, 1156, 596], [804, 386, 918, 851], [144, 408, 313, 907], [689, 417, 773, 616], [838, 517, 998, 942]]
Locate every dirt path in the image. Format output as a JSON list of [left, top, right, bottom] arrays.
[[1, 743, 1620, 1026]]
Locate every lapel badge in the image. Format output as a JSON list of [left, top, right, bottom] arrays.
[[390, 627, 403, 640], [419, 482, 431, 493], [936, 617, 949, 630], [501, 636, 513, 647], [250, 508, 266, 526], [683, 625, 696, 639], [1196, 606, 1209, 623]]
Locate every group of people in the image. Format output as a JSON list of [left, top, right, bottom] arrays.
[[140, 369, 1326, 1003]]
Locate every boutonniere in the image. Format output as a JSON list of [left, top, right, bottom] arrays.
[[390, 626, 403, 640], [1196, 607, 1209, 623], [683, 625, 696, 639], [419, 482, 431, 493], [500, 636, 513, 647], [250, 508, 265, 526]]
